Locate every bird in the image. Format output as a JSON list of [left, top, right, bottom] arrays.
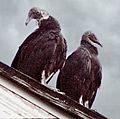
[[11, 7, 67, 85], [56, 31, 102, 108]]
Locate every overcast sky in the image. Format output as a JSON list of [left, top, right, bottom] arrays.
[[0, 0, 120, 118]]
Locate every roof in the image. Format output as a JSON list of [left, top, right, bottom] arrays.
[[0, 61, 107, 118]]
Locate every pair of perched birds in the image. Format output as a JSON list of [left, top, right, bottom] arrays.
[[11, 7, 102, 108]]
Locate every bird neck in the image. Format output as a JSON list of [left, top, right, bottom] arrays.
[[38, 16, 61, 33], [81, 40, 98, 55]]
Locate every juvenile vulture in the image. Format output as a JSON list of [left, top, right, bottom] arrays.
[[11, 7, 67, 84], [57, 31, 102, 108]]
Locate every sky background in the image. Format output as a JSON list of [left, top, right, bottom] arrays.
[[0, 0, 120, 118]]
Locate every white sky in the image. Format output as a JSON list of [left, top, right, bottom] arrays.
[[0, 0, 120, 118]]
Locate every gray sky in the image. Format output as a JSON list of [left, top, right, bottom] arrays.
[[0, 0, 120, 118]]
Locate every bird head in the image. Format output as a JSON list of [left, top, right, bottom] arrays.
[[25, 7, 49, 26], [82, 31, 102, 47]]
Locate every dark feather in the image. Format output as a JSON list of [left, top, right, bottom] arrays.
[[57, 46, 92, 102], [11, 16, 67, 83], [57, 32, 102, 108]]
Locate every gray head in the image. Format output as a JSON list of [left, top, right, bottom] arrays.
[[25, 7, 50, 26], [82, 31, 102, 47]]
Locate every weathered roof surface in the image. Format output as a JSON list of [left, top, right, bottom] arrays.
[[0, 61, 107, 119]]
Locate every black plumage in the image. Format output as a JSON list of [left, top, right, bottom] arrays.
[[56, 31, 102, 108], [11, 7, 67, 84]]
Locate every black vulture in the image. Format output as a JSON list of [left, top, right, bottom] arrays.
[[56, 31, 102, 108], [11, 7, 67, 84]]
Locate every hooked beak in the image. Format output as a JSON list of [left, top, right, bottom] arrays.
[[25, 17, 32, 26], [95, 41, 103, 47], [90, 36, 103, 47]]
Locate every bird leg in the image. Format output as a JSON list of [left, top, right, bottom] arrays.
[[41, 70, 55, 86], [41, 70, 46, 85], [85, 101, 89, 108], [79, 96, 83, 105], [46, 72, 55, 84]]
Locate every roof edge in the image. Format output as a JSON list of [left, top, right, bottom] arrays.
[[0, 61, 107, 119]]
